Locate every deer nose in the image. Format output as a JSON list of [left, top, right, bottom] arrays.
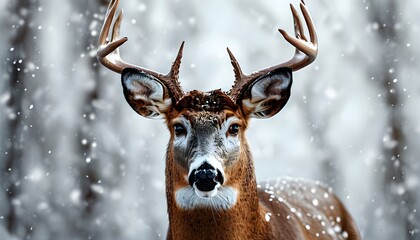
[[188, 162, 224, 192]]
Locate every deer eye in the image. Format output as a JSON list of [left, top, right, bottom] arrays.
[[228, 124, 240, 136], [173, 124, 187, 136]]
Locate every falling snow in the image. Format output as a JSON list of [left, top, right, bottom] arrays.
[[0, 0, 419, 240]]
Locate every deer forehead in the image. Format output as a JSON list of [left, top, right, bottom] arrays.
[[170, 89, 244, 125], [174, 90, 237, 113]]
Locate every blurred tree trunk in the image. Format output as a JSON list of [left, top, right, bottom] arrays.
[[1, 0, 37, 237], [71, 1, 110, 239], [366, 0, 419, 239], [73, 0, 102, 214]]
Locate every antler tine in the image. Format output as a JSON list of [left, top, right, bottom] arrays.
[[300, 1, 318, 50], [97, 0, 185, 100], [98, 0, 117, 47], [226, 48, 250, 98], [111, 7, 123, 47], [168, 41, 184, 81], [290, 3, 307, 42], [226, 48, 245, 84], [228, 0, 317, 101], [166, 41, 185, 100]]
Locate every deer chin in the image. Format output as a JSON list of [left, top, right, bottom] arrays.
[[194, 184, 219, 198], [175, 185, 238, 210]]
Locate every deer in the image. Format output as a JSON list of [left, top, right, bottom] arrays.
[[97, 0, 361, 239]]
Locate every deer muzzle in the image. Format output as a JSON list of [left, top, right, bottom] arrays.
[[188, 162, 224, 193]]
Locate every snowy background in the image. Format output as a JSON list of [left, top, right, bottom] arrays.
[[1, 0, 419, 239]]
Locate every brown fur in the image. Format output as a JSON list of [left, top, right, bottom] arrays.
[[162, 91, 360, 240]]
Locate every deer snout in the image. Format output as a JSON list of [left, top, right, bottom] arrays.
[[188, 162, 224, 192]]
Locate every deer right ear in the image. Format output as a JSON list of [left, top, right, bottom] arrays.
[[121, 68, 172, 119], [239, 68, 292, 119]]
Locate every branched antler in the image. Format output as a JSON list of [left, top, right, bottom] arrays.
[[228, 0, 318, 101], [97, 0, 185, 100]]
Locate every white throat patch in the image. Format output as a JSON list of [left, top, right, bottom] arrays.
[[175, 186, 238, 210]]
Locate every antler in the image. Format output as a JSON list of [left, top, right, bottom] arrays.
[[97, 0, 185, 100], [228, 0, 318, 101]]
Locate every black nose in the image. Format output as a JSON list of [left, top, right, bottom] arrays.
[[188, 162, 224, 192]]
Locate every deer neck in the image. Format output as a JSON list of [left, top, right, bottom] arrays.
[[165, 144, 271, 239]]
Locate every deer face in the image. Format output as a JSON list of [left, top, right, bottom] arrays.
[[169, 91, 244, 209], [121, 67, 293, 210]]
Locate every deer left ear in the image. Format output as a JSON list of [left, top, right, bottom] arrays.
[[121, 68, 173, 119], [240, 68, 292, 118]]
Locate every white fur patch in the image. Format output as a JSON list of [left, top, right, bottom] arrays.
[[175, 186, 238, 210], [188, 155, 224, 177], [220, 116, 241, 150]]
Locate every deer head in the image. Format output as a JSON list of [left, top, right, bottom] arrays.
[[98, 0, 317, 210], [121, 67, 294, 210]]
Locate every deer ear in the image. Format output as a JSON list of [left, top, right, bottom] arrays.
[[240, 68, 292, 118], [121, 68, 172, 119]]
